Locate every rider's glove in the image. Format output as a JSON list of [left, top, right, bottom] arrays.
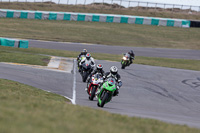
[[118, 81, 122, 87]]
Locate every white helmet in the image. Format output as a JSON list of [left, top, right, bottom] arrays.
[[110, 66, 118, 75], [97, 64, 103, 71], [86, 53, 91, 60]]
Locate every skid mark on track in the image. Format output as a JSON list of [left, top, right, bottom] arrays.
[[182, 77, 200, 90], [142, 82, 179, 102], [124, 70, 200, 113], [124, 70, 187, 102]]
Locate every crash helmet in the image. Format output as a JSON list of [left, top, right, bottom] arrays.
[[128, 50, 134, 57], [86, 53, 91, 60], [81, 49, 87, 55], [107, 78, 115, 86], [96, 64, 103, 72], [110, 66, 118, 75]]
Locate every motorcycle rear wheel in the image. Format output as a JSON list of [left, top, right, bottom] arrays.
[[121, 64, 125, 69]]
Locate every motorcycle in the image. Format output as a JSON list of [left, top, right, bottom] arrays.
[[97, 78, 116, 108], [121, 53, 130, 69], [80, 62, 93, 82], [87, 73, 103, 100]]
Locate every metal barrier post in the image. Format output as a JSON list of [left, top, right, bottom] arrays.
[[84, 0, 86, 5], [137, 1, 140, 11], [189, 5, 192, 13], [146, 2, 148, 10], [155, 3, 157, 12], [128, 1, 130, 8]]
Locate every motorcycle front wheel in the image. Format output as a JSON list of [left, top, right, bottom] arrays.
[[82, 72, 87, 82], [89, 86, 97, 101], [100, 92, 109, 107]]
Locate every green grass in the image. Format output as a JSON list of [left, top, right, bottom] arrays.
[[0, 48, 50, 66], [0, 79, 200, 133], [0, 18, 200, 50], [1, 2, 200, 20], [1, 46, 200, 71]]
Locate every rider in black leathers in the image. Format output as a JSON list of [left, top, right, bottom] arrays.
[[90, 64, 105, 77], [77, 49, 87, 69], [77, 49, 87, 61], [85, 64, 105, 91], [103, 66, 122, 96], [127, 50, 135, 65]]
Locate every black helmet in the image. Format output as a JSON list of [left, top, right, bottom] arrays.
[[110, 66, 118, 75], [129, 50, 134, 57], [86, 53, 91, 60], [96, 64, 103, 72], [81, 49, 87, 55]]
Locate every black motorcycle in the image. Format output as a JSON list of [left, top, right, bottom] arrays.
[[80, 63, 93, 82]]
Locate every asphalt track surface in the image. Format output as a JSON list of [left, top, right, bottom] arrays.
[[1, 60, 200, 128], [29, 40, 200, 60], [1, 40, 200, 128]]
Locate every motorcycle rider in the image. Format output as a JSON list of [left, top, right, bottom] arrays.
[[85, 64, 105, 91], [97, 66, 122, 96], [77, 49, 87, 61], [77, 49, 87, 69], [90, 64, 105, 77], [79, 53, 95, 73], [125, 50, 135, 66]]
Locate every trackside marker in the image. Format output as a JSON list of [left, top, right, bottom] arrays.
[[71, 59, 76, 105]]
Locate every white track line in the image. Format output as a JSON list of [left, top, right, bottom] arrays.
[[71, 59, 76, 105]]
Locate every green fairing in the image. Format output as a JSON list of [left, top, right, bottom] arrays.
[[121, 60, 129, 65], [98, 81, 116, 105]]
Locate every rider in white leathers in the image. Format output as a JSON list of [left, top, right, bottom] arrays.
[[79, 53, 95, 72]]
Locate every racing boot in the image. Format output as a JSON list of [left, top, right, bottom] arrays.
[[113, 87, 119, 97]]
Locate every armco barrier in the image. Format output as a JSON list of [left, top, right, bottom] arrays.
[[0, 37, 29, 48], [0, 9, 191, 28]]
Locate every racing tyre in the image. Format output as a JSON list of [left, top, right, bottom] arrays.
[[121, 64, 125, 69], [100, 92, 109, 107], [82, 72, 87, 82], [97, 102, 100, 107], [89, 86, 97, 101]]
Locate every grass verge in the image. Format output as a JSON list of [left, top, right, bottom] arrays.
[[0, 18, 200, 50], [1, 46, 200, 71], [0, 49, 50, 66], [0, 79, 200, 133]]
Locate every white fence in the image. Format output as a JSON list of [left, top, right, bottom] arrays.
[[1, 0, 200, 13]]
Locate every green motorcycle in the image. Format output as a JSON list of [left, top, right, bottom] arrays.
[[97, 78, 117, 108], [121, 53, 130, 69]]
